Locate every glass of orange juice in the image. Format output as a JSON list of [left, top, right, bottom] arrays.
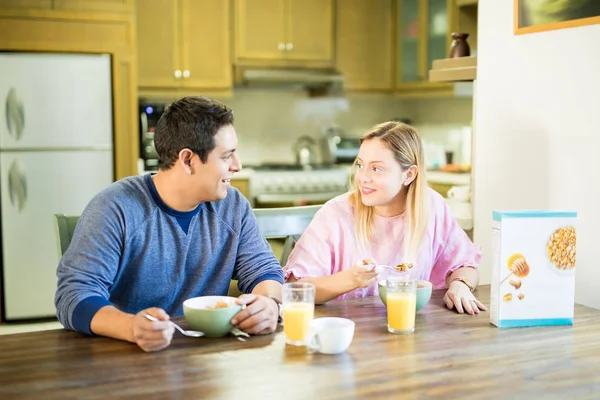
[[386, 277, 417, 334], [282, 282, 315, 346]]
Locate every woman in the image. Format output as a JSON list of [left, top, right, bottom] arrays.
[[284, 121, 485, 315]]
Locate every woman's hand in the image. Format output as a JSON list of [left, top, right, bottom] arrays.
[[347, 258, 380, 289], [443, 281, 487, 315]]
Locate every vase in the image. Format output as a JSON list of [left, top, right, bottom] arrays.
[[449, 33, 470, 58]]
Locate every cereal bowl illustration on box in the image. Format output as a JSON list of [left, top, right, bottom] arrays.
[[491, 210, 577, 328], [547, 226, 576, 273]]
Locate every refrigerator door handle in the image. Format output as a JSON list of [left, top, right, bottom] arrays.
[[6, 87, 25, 141], [8, 159, 27, 211]]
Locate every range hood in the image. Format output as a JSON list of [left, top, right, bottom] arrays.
[[235, 67, 345, 96]]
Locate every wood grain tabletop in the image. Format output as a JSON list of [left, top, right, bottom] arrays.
[[1, 285, 599, 399]]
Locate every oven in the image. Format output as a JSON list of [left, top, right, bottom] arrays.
[[249, 164, 351, 208]]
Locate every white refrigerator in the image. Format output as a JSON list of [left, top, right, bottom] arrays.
[[0, 53, 114, 321]]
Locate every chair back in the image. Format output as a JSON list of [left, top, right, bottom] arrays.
[[53, 205, 322, 297], [253, 205, 321, 266], [54, 214, 80, 257]]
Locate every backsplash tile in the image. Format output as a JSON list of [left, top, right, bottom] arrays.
[[214, 89, 416, 165], [207, 90, 472, 166]]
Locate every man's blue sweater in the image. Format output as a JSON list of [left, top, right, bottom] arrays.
[[55, 174, 284, 335]]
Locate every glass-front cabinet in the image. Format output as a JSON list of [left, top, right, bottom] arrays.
[[397, 0, 454, 94]]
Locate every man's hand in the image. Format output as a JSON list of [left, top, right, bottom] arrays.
[[231, 294, 279, 335], [132, 307, 174, 352]]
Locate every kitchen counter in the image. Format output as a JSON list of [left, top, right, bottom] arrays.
[[427, 170, 471, 186]]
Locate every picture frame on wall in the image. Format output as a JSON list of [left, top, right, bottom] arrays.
[[514, 0, 600, 35]]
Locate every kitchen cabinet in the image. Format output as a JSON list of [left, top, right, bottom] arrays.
[[396, 0, 454, 95], [0, 0, 131, 12], [136, 0, 231, 93], [231, 178, 251, 200], [428, 181, 452, 197], [0, 0, 51, 8], [0, 5, 138, 179], [53, 0, 133, 13], [335, 0, 394, 91], [234, 0, 333, 67]]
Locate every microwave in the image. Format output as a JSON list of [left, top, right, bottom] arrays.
[[320, 127, 360, 165], [139, 102, 166, 172]]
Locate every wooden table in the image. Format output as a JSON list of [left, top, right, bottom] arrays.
[[1, 285, 600, 399]]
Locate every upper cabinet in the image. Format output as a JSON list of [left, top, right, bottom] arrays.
[[136, 0, 231, 94], [335, 0, 394, 91], [234, 0, 333, 67], [53, 0, 133, 13], [396, 0, 454, 94], [0, 0, 51, 9], [0, 0, 132, 11], [429, 0, 478, 83]]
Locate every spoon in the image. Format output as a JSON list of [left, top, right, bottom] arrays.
[[373, 264, 412, 274], [144, 313, 205, 338]]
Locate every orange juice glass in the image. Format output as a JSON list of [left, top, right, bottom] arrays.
[[386, 278, 417, 334], [282, 282, 315, 345]]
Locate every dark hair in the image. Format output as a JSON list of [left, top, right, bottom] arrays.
[[154, 96, 234, 170]]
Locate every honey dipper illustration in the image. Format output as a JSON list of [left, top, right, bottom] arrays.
[[500, 253, 530, 285]]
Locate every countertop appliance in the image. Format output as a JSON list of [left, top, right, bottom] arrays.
[[292, 135, 317, 167], [139, 101, 166, 172], [320, 125, 360, 165], [0, 53, 114, 321]]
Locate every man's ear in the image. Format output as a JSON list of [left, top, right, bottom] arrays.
[[178, 149, 195, 175]]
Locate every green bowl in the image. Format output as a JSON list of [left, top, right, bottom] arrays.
[[378, 280, 433, 312], [183, 296, 243, 338]]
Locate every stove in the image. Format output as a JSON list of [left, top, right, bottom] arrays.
[[248, 163, 351, 206], [250, 163, 336, 171]]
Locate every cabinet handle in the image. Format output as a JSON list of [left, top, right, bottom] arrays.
[[285, 43, 294, 51], [6, 88, 25, 141], [8, 159, 27, 212], [183, 70, 190, 79], [278, 42, 285, 51], [174, 69, 182, 79]]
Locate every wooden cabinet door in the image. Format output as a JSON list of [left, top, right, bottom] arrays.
[[180, 0, 231, 89], [235, 0, 286, 60], [426, 0, 450, 72], [336, 0, 394, 90], [0, 0, 51, 8], [230, 178, 250, 199], [286, 0, 332, 62], [397, 0, 422, 84], [53, 0, 132, 12], [136, 0, 179, 88], [396, 0, 453, 94]]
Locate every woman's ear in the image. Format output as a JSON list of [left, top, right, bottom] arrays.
[[403, 165, 418, 186], [178, 149, 195, 175]]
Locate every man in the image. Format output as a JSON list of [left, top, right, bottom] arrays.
[[55, 96, 283, 352]]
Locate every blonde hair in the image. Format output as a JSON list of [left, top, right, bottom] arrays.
[[348, 121, 429, 262]]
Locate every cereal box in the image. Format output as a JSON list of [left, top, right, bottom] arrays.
[[490, 210, 577, 328]]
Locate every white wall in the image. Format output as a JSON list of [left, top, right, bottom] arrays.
[[214, 89, 416, 166], [473, 1, 600, 308]]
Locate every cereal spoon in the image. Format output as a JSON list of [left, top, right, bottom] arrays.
[[144, 313, 205, 337]]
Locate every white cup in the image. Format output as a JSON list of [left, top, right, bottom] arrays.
[[447, 185, 470, 201], [306, 317, 355, 355]]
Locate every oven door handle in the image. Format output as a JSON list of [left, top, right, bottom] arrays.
[[255, 191, 345, 204]]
